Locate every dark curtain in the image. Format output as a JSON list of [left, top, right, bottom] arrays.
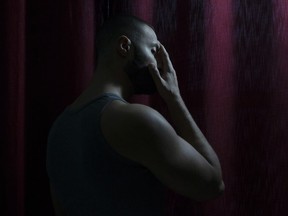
[[1, 0, 288, 215]]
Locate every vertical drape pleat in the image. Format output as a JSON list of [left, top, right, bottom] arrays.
[[0, 0, 26, 216], [271, 0, 288, 214], [233, 1, 278, 215], [204, 0, 235, 214], [24, 0, 95, 215]]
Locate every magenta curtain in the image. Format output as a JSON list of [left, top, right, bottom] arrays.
[[1, 0, 288, 215]]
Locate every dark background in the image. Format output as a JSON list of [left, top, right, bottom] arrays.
[[1, 0, 288, 215]]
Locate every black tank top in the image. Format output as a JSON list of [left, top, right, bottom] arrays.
[[46, 93, 167, 216]]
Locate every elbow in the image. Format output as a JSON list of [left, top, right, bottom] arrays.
[[216, 180, 225, 197], [219, 180, 225, 192], [207, 180, 225, 201], [194, 180, 225, 202]]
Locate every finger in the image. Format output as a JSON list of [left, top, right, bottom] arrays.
[[159, 43, 174, 72]]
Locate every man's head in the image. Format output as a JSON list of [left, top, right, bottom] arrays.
[[95, 15, 161, 95]]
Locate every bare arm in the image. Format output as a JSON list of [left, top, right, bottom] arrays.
[[165, 96, 223, 181], [101, 102, 224, 201], [148, 43, 224, 186]]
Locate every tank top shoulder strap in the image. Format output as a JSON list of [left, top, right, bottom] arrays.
[[65, 93, 128, 114], [97, 93, 128, 115], [100, 93, 128, 104]]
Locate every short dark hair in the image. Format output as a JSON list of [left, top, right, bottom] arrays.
[[95, 15, 154, 59]]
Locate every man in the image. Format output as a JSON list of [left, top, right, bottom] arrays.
[[47, 15, 224, 216]]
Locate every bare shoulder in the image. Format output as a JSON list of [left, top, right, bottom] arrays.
[[100, 100, 176, 161], [103, 100, 166, 123], [102, 100, 171, 133]]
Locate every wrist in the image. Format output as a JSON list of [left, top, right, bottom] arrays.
[[164, 93, 183, 106]]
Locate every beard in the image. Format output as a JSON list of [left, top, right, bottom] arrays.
[[124, 46, 157, 95]]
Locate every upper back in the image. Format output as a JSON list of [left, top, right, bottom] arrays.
[[46, 93, 166, 215]]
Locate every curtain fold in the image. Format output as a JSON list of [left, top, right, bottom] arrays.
[[0, 1, 26, 216], [203, 0, 235, 215], [1, 0, 288, 215], [24, 0, 95, 215]]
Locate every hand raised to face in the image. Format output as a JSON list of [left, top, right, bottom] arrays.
[[148, 43, 180, 102]]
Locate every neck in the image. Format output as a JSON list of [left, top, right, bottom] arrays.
[[83, 68, 133, 101]]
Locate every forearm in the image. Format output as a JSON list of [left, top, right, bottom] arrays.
[[165, 95, 223, 180], [148, 43, 223, 181]]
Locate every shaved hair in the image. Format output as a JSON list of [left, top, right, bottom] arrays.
[[95, 15, 154, 61]]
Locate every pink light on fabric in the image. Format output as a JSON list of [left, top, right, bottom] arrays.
[[274, 0, 288, 101], [133, 0, 154, 24], [204, 0, 235, 215], [271, 1, 288, 213]]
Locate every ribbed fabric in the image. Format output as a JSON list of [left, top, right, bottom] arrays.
[[46, 93, 166, 216]]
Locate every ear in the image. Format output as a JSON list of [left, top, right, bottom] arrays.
[[117, 35, 132, 57]]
